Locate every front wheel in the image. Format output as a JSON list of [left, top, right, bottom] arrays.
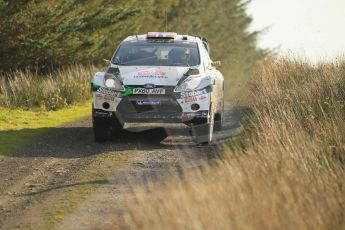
[[214, 108, 224, 132], [93, 117, 111, 142], [93, 114, 123, 142]]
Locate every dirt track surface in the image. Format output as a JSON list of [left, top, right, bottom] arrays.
[[0, 107, 246, 230]]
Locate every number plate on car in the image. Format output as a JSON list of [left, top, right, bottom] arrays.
[[136, 100, 161, 106], [133, 88, 165, 95]]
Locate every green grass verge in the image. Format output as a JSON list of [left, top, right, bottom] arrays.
[[0, 102, 91, 155]]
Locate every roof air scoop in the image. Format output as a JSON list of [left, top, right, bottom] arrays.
[[147, 32, 177, 39]]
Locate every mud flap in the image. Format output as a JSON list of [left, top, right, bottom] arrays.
[[192, 104, 214, 145], [191, 122, 211, 144]]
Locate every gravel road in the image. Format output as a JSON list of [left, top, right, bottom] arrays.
[[0, 107, 246, 230]]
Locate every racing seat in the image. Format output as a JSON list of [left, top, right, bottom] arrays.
[[168, 48, 187, 65]]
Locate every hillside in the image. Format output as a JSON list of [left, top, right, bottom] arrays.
[[0, 0, 262, 72]]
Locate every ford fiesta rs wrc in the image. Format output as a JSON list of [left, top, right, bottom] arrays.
[[91, 32, 224, 144]]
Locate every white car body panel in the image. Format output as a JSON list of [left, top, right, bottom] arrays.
[[91, 33, 224, 126], [118, 66, 190, 86]]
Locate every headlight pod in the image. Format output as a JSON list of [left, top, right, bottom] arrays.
[[104, 73, 125, 91], [174, 75, 211, 92]]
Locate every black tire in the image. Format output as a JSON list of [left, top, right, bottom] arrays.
[[93, 117, 111, 142], [214, 95, 224, 132], [214, 112, 223, 131]]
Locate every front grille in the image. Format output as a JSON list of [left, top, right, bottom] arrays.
[[117, 95, 182, 113]]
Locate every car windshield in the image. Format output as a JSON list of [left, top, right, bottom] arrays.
[[112, 42, 200, 67]]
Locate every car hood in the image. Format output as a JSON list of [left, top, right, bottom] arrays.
[[117, 66, 190, 86]]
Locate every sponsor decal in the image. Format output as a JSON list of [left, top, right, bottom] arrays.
[[133, 88, 165, 95], [177, 85, 212, 99], [95, 94, 103, 99], [123, 87, 133, 96], [184, 96, 197, 103], [108, 86, 133, 98], [134, 70, 167, 79], [136, 100, 161, 106], [180, 89, 207, 98], [104, 95, 115, 101], [97, 87, 116, 96], [91, 83, 101, 91]]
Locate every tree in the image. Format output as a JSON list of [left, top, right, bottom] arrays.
[[0, 0, 262, 72]]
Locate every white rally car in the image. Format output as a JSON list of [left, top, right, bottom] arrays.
[[91, 32, 224, 144]]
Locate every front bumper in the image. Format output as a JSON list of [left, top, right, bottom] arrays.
[[93, 109, 208, 123], [92, 85, 212, 123]]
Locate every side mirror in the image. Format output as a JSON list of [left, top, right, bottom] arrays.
[[103, 59, 111, 65], [212, 61, 221, 68]]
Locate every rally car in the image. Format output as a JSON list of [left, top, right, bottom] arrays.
[[91, 32, 224, 144]]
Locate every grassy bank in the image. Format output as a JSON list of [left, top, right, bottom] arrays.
[[0, 64, 96, 110], [124, 58, 345, 229], [0, 102, 91, 155]]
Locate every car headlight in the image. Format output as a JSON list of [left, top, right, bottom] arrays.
[[104, 74, 125, 91], [174, 76, 210, 92]]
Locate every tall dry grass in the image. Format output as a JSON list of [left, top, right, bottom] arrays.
[[0, 64, 97, 110], [124, 58, 345, 229]]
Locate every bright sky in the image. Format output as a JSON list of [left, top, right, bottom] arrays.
[[247, 0, 345, 63]]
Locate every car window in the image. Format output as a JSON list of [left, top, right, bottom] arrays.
[[112, 43, 200, 67]]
